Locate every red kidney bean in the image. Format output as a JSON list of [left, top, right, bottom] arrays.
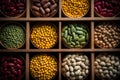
[[97, 5, 102, 12], [95, 2, 101, 6], [16, 3, 24, 7], [109, 3, 113, 9], [95, 7, 99, 13], [18, 7, 24, 10], [16, 64, 22, 69], [107, 9, 113, 13], [50, 3, 57, 10], [8, 63, 15, 67], [16, 59, 23, 65], [39, 7, 45, 15], [100, 11, 107, 16], [18, 10, 24, 13], [43, 2, 51, 8], [102, 8, 107, 12], [32, 6, 39, 11], [101, 1, 105, 8], [105, 2, 109, 8], [108, 13, 114, 17], [12, 69, 17, 75], [18, 69, 22, 76]]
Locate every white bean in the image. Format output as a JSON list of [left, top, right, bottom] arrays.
[[104, 70, 108, 74], [75, 57, 81, 61], [76, 61, 82, 65], [66, 71, 70, 77], [69, 66, 74, 72], [65, 65, 69, 71], [100, 61, 106, 66], [81, 72, 86, 77], [115, 61, 119, 66], [86, 69, 89, 74], [71, 58, 75, 63], [78, 76, 83, 80], [62, 62, 67, 66], [70, 72, 75, 76], [70, 76, 75, 80], [74, 66, 80, 70], [72, 62, 76, 67], [63, 57, 68, 62], [75, 70, 80, 75], [67, 60, 71, 66], [80, 63, 86, 68]]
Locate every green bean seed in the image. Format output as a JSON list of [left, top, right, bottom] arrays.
[[62, 23, 89, 48]]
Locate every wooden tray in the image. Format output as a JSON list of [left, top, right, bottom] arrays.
[[0, 0, 120, 80]]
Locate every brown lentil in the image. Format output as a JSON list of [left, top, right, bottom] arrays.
[[31, 23, 58, 49], [62, 0, 89, 18], [30, 54, 58, 80]]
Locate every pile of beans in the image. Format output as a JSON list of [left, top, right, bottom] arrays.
[[30, 54, 58, 80], [62, 23, 89, 48], [62, 0, 89, 18], [0, 23, 25, 49], [95, 53, 120, 80], [94, 23, 120, 48], [94, 0, 120, 17], [31, 23, 58, 49], [62, 54, 90, 80], [0, 0, 25, 17], [0, 55, 25, 80], [31, 0, 58, 17]]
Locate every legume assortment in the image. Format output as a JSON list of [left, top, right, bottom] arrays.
[[62, 0, 89, 18], [0, 55, 25, 80], [94, 0, 120, 17], [62, 23, 89, 48], [31, 0, 58, 17], [31, 23, 58, 49], [62, 54, 90, 80], [0, 23, 25, 49], [95, 53, 120, 80], [94, 23, 120, 48], [30, 54, 58, 80]]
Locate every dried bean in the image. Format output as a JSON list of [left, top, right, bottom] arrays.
[[62, 54, 89, 80], [43, 2, 51, 8], [39, 7, 45, 15], [50, 3, 57, 10], [45, 8, 51, 13], [32, 6, 39, 11]]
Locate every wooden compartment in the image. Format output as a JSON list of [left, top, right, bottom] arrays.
[[0, 0, 120, 80]]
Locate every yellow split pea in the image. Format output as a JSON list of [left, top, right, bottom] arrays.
[[62, 0, 89, 18], [31, 23, 58, 49], [30, 54, 58, 80]]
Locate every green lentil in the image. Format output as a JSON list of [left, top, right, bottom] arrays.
[[0, 23, 25, 49]]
